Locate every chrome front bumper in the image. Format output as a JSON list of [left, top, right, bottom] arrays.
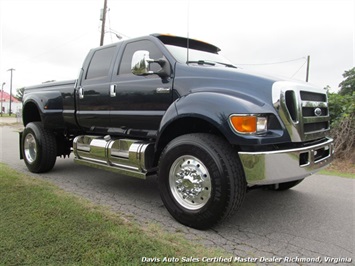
[[239, 138, 334, 186]]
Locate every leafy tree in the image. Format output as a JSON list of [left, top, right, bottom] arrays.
[[328, 83, 355, 161], [328, 93, 355, 125], [338, 67, 355, 96]]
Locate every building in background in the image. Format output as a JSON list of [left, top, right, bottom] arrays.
[[0, 90, 22, 115]]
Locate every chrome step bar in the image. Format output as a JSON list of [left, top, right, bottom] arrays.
[[73, 135, 154, 179]]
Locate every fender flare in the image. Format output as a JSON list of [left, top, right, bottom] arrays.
[[22, 90, 65, 129], [156, 91, 279, 151]]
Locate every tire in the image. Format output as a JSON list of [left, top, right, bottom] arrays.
[[22, 122, 57, 173], [158, 133, 246, 230], [269, 179, 304, 191]]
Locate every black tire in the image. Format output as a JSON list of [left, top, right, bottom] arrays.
[[269, 179, 304, 191], [22, 122, 57, 173], [158, 133, 246, 230]]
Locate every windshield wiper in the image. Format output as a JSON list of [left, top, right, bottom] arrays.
[[214, 62, 237, 68], [186, 60, 237, 68], [186, 60, 216, 66]]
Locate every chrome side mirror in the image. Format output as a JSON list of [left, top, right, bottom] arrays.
[[131, 50, 171, 79], [131, 50, 153, 76]]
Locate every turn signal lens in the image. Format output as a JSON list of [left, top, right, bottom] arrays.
[[230, 116, 257, 133], [230, 115, 268, 134]]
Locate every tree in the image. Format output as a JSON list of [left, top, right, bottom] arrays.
[[338, 67, 355, 96], [329, 70, 355, 161]]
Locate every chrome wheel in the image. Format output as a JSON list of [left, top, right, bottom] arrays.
[[169, 155, 211, 210], [159, 133, 247, 229], [24, 133, 37, 164]]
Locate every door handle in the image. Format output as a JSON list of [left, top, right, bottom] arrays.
[[78, 87, 84, 99], [156, 87, 171, 93], [110, 84, 117, 97]]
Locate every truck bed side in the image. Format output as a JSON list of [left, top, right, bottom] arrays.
[[22, 79, 80, 133]]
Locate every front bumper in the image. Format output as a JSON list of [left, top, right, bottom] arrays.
[[239, 138, 334, 186]]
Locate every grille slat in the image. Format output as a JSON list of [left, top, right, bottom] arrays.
[[285, 91, 297, 122], [300, 91, 326, 102], [303, 116, 330, 124], [304, 122, 329, 133], [302, 107, 328, 117], [301, 101, 328, 108]]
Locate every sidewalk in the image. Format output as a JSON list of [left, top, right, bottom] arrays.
[[0, 117, 20, 123]]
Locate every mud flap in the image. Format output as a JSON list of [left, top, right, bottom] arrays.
[[19, 131, 23, 160]]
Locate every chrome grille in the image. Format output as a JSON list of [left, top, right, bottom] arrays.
[[272, 81, 330, 142], [300, 90, 330, 137]]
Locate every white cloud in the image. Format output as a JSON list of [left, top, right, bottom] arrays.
[[1, 0, 354, 92]]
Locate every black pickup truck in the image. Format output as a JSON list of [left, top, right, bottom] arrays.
[[20, 34, 334, 229]]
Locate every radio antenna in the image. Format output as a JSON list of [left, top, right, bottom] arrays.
[[186, 0, 190, 63]]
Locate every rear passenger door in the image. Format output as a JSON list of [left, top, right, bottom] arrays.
[[109, 40, 173, 137], [76, 45, 117, 133]]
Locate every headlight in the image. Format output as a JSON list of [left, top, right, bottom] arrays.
[[229, 115, 268, 134]]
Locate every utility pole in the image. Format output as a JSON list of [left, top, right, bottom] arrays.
[[1, 82, 5, 117], [7, 68, 15, 115], [100, 0, 108, 46], [306, 55, 310, 82]]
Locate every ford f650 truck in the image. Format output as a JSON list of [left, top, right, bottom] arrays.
[[20, 34, 334, 229]]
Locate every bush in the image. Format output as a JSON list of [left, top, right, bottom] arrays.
[[328, 92, 355, 161]]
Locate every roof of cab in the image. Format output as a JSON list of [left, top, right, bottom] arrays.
[[151, 33, 221, 54]]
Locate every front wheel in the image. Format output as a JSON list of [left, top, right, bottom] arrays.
[[22, 122, 57, 173], [158, 133, 246, 229]]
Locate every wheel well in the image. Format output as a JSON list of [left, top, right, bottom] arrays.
[[154, 117, 227, 165], [23, 102, 41, 126], [22, 102, 72, 157]]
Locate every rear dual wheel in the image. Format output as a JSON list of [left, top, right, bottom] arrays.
[[22, 122, 57, 173], [158, 133, 247, 230]]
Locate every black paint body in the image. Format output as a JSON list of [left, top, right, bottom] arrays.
[[22, 34, 290, 151]]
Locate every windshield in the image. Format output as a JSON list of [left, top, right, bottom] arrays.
[[165, 45, 233, 66]]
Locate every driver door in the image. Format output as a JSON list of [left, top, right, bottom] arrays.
[[109, 40, 173, 137]]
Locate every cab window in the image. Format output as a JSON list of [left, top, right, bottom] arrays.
[[86, 46, 116, 80], [118, 40, 163, 76]]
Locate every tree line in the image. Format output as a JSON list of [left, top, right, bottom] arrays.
[[328, 67, 355, 162]]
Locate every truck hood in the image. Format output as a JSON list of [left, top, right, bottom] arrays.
[[174, 63, 293, 107]]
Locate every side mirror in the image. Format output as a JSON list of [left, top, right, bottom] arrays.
[[131, 50, 170, 79], [131, 50, 152, 76]]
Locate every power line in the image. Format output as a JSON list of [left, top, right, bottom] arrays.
[[107, 8, 113, 43], [5, 30, 94, 67], [291, 60, 307, 78], [236, 57, 306, 66]]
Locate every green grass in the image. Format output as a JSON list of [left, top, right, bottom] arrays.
[[319, 169, 355, 179], [0, 163, 238, 265], [0, 113, 17, 117]]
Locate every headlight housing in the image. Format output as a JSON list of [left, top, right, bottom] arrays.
[[229, 115, 268, 135]]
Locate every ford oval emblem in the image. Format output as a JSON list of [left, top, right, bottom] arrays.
[[314, 107, 322, 117]]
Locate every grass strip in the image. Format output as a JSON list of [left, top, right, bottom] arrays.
[[0, 164, 239, 265], [319, 169, 355, 179]]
